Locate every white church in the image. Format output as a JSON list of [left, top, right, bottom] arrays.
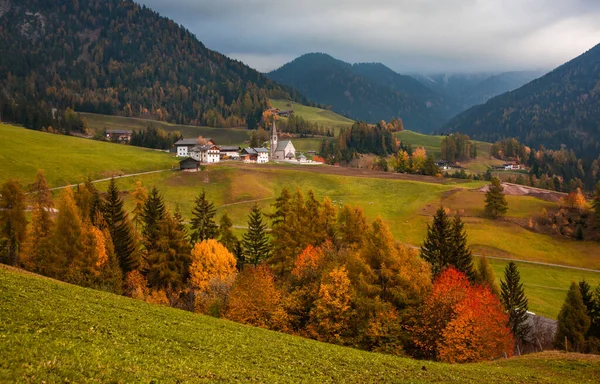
[[270, 121, 296, 161]]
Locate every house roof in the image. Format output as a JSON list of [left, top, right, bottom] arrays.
[[179, 157, 200, 164], [276, 140, 293, 151], [175, 138, 213, 146], [242, 147, 268, 155], [298, 154, 307, 159]]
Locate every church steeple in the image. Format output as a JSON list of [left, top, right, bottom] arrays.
[[270, 121, 278, 159]]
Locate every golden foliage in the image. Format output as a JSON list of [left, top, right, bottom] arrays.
[[189, 239, 237, 292]]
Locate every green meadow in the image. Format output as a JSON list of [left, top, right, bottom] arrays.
[[270, 99, 354, 134], [2, 266, 598, 383]]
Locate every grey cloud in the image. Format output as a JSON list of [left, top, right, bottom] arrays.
[[137, 0, 600, 73]]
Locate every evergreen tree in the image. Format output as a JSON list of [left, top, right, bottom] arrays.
[[190, 190, 218, 244], [103, 178, 137, 274], [420, 207, 451, 277], [0, 180, 27, 266], [485, 177, 508, 218], [131, 181, 148, 230], [242, 204, 270, 266], [146, 212, 191, 292], [218, 213, 239, 253], [141, 187, 166, 254], [475, 256, 500, 297], [554, 282, 591, 352], [579, 280, 600, 340], [173, 205, 188, 238], [448, 215, 475, 281], [500, 262, 531, 347]]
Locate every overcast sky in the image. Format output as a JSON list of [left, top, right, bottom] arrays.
[[137, 0, 600, 74]]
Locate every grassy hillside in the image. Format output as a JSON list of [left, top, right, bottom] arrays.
[[83, 113, 252, 146], [270, 99, 354, 133], [2, 266, 599, 383], [0, 124, 177, 187]]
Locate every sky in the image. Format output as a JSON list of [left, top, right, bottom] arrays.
[[137, 0, 600, 74]]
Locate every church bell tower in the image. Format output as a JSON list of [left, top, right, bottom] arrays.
[[270, 121, 278, 159]]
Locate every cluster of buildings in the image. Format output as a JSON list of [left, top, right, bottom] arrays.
[[177, 122, 313, 171]]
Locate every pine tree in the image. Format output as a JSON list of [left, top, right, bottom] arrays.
[[22, 171, 54, 272], [420, 207, 451, 277], [476, 256, 500, 297], [554, 282, 591, 352], [103, 178, 137, 274], [485, 177, 508, 218], [0, 180, 27, 266], [500, 262, 531, 347], [131, 181, 148, 230], [579, 280, 600, 340], [190, 190, 218, 244], [141, 187, 166, 254], [49, 187, 85, 279], [242, 204, 270, 266], [218, 213, 238, 253], [448, 215, 475, 281]]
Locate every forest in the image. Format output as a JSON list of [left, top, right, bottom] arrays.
[[2, 171, 600, 361], [0, 0, 307, 133]]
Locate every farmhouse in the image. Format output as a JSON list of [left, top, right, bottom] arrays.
[[175, 138, 215, 157], [494, 162, 524, 171], [105, 129, 132, 142], [179, 157, 200, 171], [241, 147, 269, 163], [220, 146, 241, 160], [270, 122, 296, 161], [190, 144, 221, 163]]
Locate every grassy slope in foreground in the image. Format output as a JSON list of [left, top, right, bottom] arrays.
[[1, 266, 599, 383], [0, 124, 177, 187]]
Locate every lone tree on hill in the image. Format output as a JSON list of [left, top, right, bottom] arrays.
[[242, 204, 270, 266], [190, 190, 218, 244], [485, 177, 508, 218], [500, 262, 531, 349], [554, 282, 591, 352], [421, 207, 475, 280]]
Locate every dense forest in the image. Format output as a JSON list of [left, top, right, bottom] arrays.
[[0, 0, 307, 132], [267, 53, 456, 133], [443, 43, 600, 158]]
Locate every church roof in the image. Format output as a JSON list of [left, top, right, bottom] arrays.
[[276, 140, 293, 151]]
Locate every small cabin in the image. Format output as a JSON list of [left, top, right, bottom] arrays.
[[105, 129, 132, 142], [179, 158, 200, 171]]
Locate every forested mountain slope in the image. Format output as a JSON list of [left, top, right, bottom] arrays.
[[267, 53, 455, 133], [0, 0, 306, 130], [443, 43, 600, 157]]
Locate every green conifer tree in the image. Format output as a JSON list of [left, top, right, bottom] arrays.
[[448, 215, 476, 281], [420, 207, 451, 277], [485, 177, 508, 218], [579, 281, 600, 341], [218, 213, 238, 253], [190, 189, 218, 244], [242, 204, 270, 266], [103, 178, 137, 274], [500, 262, 531, 346], [554, 282, 591, 352], [141, 187, 166, 254]]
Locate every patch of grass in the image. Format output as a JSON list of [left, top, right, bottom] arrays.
[[1, 266, 599, 383], [484, 258, 600, 318], [83, 113, 252, 146], [270, 99, 354, 135], [0, 124, 177, 187]]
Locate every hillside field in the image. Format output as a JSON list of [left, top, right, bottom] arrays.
[[2, 266, 599, 383], [270, 99, 355, 134]]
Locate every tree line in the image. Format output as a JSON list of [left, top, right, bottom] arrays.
[[1, 173, 599, 360]]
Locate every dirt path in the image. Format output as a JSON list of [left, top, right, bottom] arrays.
[[48, 169, 171, 191]]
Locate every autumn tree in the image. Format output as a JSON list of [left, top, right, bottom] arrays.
[[103, 178, 137, 274], [554, 282, 591, 352], [131, 181, 148, 230], [410, 147, 427, 173], [190, 189, 218, 244], [242, 204, 270, 266], [307, 267, 354, 344], [0, 180, 27, 265], [500, 262, 531, 349], [224, 265, 288, 331], [475, 256, 500, 297], [485, 177, 508, 218], [563, 188, 586, 210], [21, 170, 53, 271], [189, 239, 237, 315]]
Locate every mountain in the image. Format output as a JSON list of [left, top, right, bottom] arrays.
[[413, 71, 545, 111], [443, 43, 600, 157], [0, 0, 307, 131], [267, 53, 457, 133]]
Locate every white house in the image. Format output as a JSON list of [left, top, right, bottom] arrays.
[[220, 146, 241, 160], [241, 147, 269, 163], [190, 144, 221, 163], [175, 138, 214, 157]]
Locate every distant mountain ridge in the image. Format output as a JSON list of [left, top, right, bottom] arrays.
[[267, 53, 458, 133], [443, 43, 600, 157], [0, 0, 307, 131]]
